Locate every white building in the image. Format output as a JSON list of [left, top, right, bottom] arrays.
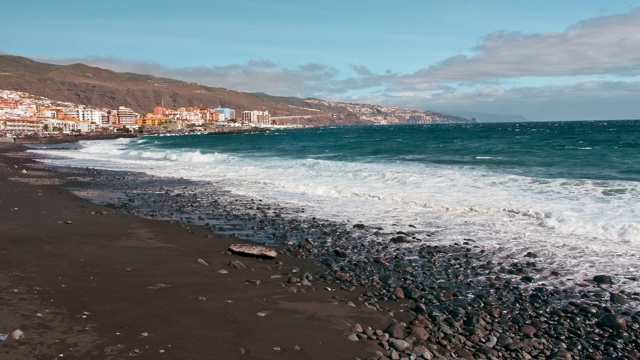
[[116, 106, 139, 125], [242, 110, 270, 126], [64, 108, 106, 125], [1, 118, 42, 134]]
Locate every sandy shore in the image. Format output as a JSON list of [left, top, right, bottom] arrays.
[[0, 142, 390, 359]]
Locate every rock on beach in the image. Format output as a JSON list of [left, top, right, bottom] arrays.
[[228, 243, 278, 259]]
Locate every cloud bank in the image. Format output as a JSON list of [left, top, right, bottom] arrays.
[[31, 9, 640, 120]]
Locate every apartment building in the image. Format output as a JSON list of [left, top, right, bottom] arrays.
[[116, 106, 139, 125], [242, 110, 270, 126]]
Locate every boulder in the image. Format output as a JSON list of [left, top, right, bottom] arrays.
[[228, 244, 277, 259]]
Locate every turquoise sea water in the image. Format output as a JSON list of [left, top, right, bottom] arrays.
[[32, 120, 640, 297], [136, 120, 640, 181]]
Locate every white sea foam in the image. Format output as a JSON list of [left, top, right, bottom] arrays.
[[31, 138, 640, 297]]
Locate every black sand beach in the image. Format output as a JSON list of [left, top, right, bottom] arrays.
[[1, 141, 640, 360]]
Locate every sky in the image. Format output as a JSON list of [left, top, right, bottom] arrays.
[[2, 0, 640, 121]]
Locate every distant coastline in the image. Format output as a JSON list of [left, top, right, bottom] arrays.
[[7, 126, 273, 144]]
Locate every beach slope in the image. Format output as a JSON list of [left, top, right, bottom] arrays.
[[0, 143, 387, 359]]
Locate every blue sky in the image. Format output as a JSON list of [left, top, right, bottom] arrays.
[[2, 0, 640, 121]]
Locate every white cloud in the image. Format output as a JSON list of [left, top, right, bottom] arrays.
[[403, 9, 640, 86], [23, 8, 640, 120], [353, 81, 640, 121]]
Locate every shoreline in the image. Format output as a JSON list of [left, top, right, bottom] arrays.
[[2, 142, 640, 359], [6, 126, 274, 145], [0, 142, 391, 359]]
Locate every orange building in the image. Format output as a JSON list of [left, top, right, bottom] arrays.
[[154, 106, 167, 116], [137, 113, 169, 127]]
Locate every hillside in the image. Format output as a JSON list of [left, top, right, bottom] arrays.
[[0, 55, 469, 126]]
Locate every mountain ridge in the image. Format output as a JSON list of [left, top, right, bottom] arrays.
[[0, 55, 469, 125]]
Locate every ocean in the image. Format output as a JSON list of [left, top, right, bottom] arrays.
[[30, 120, 640, 298]]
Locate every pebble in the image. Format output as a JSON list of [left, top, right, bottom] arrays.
[[146, 283, 171, 289], [346, 333, 359, 341], [593, 275, 613, 285], [10, 329, 24, 340], [229, 259, 247, 269], [389, 339, 411, 352], [70, 167, 640, 360]]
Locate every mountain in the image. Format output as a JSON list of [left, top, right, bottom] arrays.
[[0, 55, 469, 126]]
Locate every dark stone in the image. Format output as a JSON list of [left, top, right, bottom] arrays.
[[290, 249, 305, 257], [521, 325, 537, 337], [390, 235, 410, 244], [609, 292, 627, 305], [403, 286, 421, 300], [497, 334, 513, 346], [412, 327, 429, 341], [593, 275, 613, 285], [453, 347, 474, 359], [320, 257, 335, 267], [384, 321, 406, 339], [379, 274, 395, 285], [298, 238, 314, 250], [550, 349, 575, 359], [597, 313, 627, 332], [414, 303, 428, 315], [521, 275, 535, 283], [524, 252, 538, 258], [334, 248, 349, 258]]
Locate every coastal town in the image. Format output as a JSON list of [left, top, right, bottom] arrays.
[[0, 88, 471, 139], [0, 89, 281, 138]]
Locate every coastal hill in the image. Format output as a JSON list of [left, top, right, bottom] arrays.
[[0, 55, 469, 126]]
